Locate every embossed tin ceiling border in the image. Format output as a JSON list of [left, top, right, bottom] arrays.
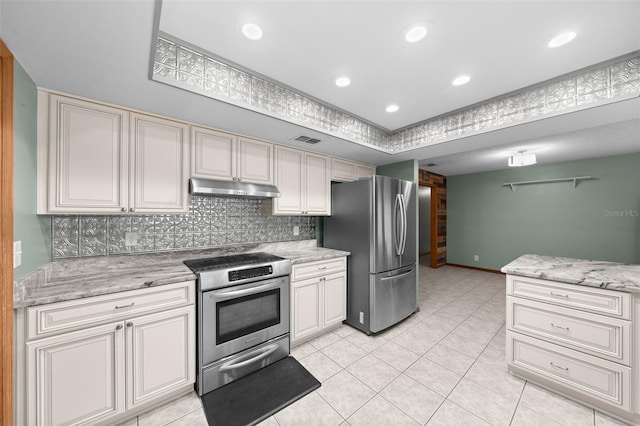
[[151, 32, 640, 154]]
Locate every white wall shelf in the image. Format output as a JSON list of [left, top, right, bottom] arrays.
[[502, 176, 594, 192]]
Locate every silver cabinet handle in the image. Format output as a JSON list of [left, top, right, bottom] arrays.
[[129, 207, 135, 212], [115, 302, 135, 309], [116, 324, 123, 330], [550, 292, 569, 298], [232, 177, 238, 181], [126, 322, 133, 327], [121, 207, 126, 212], [238, 177, 242, 181], [318, 266, 327, 270], [550, 362, 569, 372], [380, 269, 413, 282], [550, 323, 570, 331]]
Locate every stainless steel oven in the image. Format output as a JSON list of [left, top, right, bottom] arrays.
[[184, 253, 292, 395]]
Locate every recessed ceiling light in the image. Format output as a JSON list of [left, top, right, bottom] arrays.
[[335, 77, 351, 87], [241, 23, 263, 40], [386, 104, 399, 113], [548, 32, 576, 48], [452, 75, 471, 86], [404, 23, 428, 43]]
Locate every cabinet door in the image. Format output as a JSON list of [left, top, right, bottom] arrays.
[[191, 126, 236, 180], [274, 146, 304, 214], [27, 322, 125, 426], [323, 272, 347, 328], [126, 306, 195, 408], [48, 95, 129, 213], [237, 137, 274, 184], [331, 158, 357, 182], [291, 278, 322, 343], [130, 113, 190, 213], [305, 153, 331, 215], [357, 164, 376, 179]]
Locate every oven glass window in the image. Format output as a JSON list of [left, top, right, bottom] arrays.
[[216, 289, 280, 344]]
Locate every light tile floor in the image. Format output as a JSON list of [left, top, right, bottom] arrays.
[[120, 265, 632, 426]]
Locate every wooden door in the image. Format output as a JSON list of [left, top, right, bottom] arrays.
[[0, 39, 14, 426]]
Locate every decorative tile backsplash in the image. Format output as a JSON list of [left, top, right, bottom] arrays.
[[152, 33, 640, 154], [52, 195, 316, 259]]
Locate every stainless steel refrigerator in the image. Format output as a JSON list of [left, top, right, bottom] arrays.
[[324, 175, 417, 334]]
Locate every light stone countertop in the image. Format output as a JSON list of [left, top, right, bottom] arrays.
[[501, 254, 640, 293], [14, 240, 350, 308]]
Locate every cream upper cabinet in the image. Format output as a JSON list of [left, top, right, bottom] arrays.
[[237, 137, 274, 184], [331, 157, 375, 182], [44, 94, 129, 213], [39, 93, 190, 214], [269, 146, 330, 215], [129, 113, 190, 213], [191, 126, 273, 184], [357, 164, 376, 179]]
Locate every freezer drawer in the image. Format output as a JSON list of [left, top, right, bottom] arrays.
[[370, 267, 417, 333]]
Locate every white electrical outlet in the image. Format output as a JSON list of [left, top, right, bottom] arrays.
[[359, 312, 364, 324], [293, 225, 300, 236], [473, 255, 479, 262], [125, 232, 138, 247], [13, 241, 22, 268]]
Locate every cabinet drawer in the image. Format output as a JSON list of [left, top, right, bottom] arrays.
[[508, 331, 631, 410], [27, 281, 195, 340], [292, 257, 346, 281], [507, 297, 631, 365], [506, 275, 631, 319]]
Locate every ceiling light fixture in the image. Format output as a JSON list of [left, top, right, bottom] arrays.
[[452, 75, 471, 86], [241, 23, 263, 40], [386, 104, 399, 113], [404, 23, 429, 43], [335, 76, 351, 87], [548, 31, 576, 48], [508, 151, 537, 167]]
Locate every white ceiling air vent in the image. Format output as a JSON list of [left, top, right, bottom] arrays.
[[293, 134, 321, 144]]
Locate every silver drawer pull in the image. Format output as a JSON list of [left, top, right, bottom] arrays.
[[550, 292, 569, 298], [115, 302, 135, 309], [550, 323, 570, 331], [550, 362, 569, 372], [318, 266, 327, 270]]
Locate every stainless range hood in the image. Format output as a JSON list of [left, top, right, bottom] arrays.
[[189, 178, 280, 198]]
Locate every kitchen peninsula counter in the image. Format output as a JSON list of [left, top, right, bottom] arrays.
[[501, 254, 640, 293], [14, 240, 349, 308]]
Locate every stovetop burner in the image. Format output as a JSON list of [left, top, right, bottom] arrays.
[[184, 252, 286, 273]]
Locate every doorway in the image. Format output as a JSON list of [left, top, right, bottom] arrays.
[[418, 186, 432, 267]]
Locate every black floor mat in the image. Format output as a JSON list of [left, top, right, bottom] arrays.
[[200, 357, 321, 426]]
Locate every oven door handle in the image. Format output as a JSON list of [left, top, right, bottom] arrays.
[[218, 344, 280, 372], [211, 281, 281, 298]]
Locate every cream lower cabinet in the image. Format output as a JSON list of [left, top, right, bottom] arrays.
[[291, 258, 346, 346], [506, 275, 638, 424], [22, 282, 195, 426], [266, 146, 330, 216]]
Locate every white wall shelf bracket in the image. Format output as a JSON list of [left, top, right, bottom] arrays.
[[502, 176, 594, 192]]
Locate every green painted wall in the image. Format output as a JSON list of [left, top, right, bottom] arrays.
[[447, 153, 640, 270], [377, 159, 418, 183], [14, 60, 51, 278]]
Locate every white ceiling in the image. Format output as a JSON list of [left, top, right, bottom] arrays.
[[1, 0, 639, 176]]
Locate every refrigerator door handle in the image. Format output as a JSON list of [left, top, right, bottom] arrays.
[[380, 269, 414, 281], [394, 194, 402, 256], [399, 193, 407, 255]]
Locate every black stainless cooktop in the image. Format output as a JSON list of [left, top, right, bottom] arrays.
[[183, 252, 286, 273]]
